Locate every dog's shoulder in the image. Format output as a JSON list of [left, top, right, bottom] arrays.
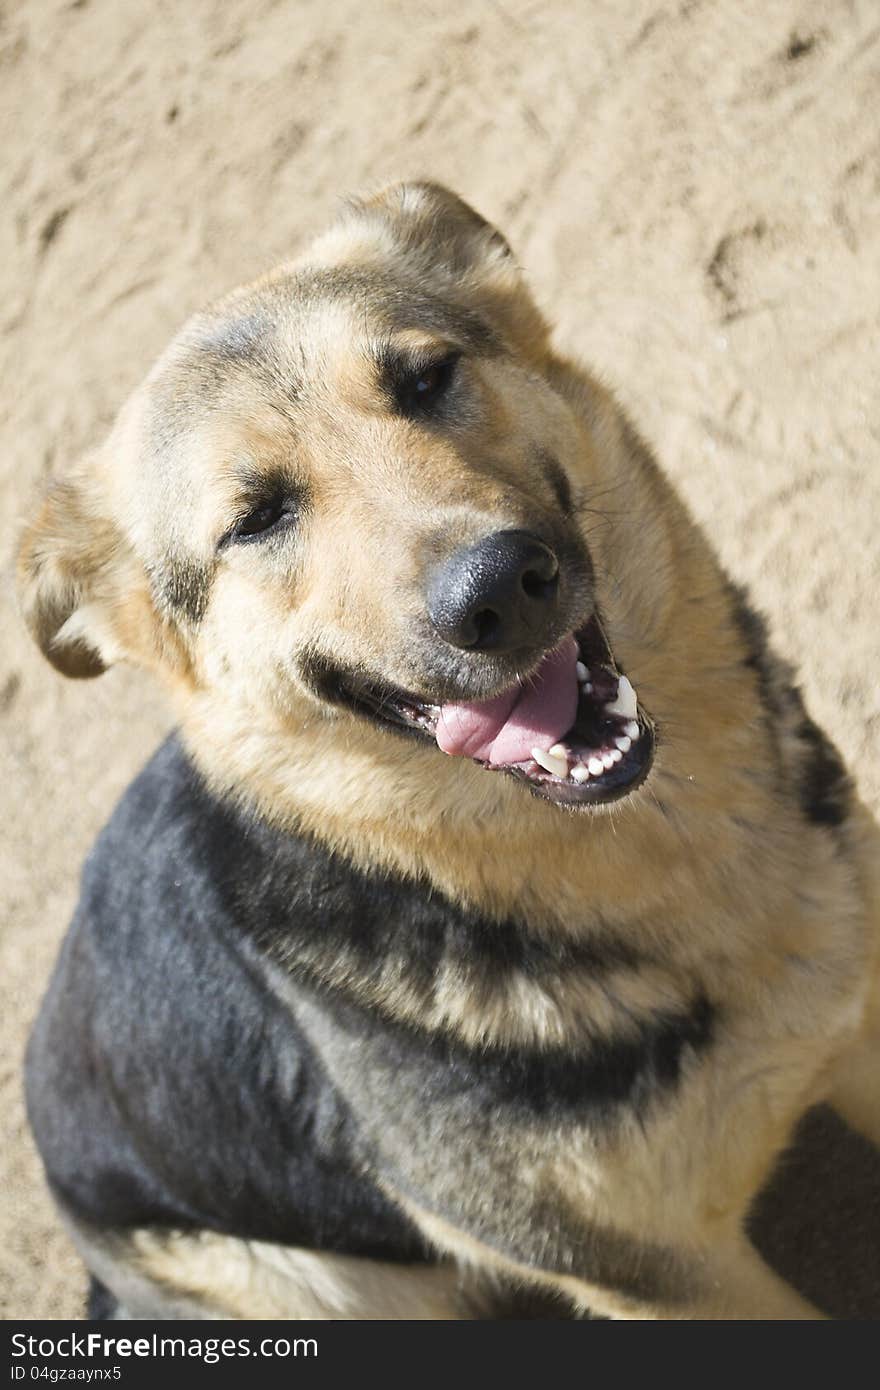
[[25, 736, 431, 1262]]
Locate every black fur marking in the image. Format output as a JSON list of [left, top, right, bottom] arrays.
[[492, 1196, 691, 1307], [726, 582, 785, 721], [26, 742, 432, 1261], [312, 982, 714, 1119], [86, 1277, 119, 1321], [194, 730, 660, 1036], [27, 738, 713, 1271], [536, 449, 573, 516], [381, 1151, 691, 1307], [794, 713, 850, 827], [150, 555, 213, 625], [296, 647, 358, 707], [487, 1284, 575, 1319], [727, 582, 850, 828]]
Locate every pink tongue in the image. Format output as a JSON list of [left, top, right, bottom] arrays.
[[436, 636, 579, 766]]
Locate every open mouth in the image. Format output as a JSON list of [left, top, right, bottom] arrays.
[[337, 616, 655, 807]]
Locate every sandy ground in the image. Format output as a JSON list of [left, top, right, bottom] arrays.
[[2, 0, 879, 1320]]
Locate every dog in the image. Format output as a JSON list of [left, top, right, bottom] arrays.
[[17, 183, 880, 1319]]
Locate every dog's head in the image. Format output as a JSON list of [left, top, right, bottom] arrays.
[[18, 183, 657, 813]]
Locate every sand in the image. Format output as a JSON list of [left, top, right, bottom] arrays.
[[2, 0, 878, 1319]]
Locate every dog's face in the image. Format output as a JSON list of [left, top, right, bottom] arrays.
[[18, 183, 656, 811]]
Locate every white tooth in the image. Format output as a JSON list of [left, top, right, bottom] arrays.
[[625, 720, 640, 739], [588, 756, 604, 777], [576, 661, 589, 683], [601, 752, 616, 770], [571, 764, 591, 783], [618, 674, 637, 710], [548, 743, 568, 759], [531, 746, 568, 778], [615, 734, 632, 753], [605, 674, 638, 720], [609, 748, 623, 763], [583, 681, 593, 693]]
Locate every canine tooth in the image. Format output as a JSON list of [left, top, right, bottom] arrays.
[[618, 674, 637, 711], [571, 764, 591, 783], [531, 746, 568, 778], [625, 720, 640, 740], [601, 752, 616, 770], [615, 734, 631, 753], [587, 756, 604, 777], [576, 661, 589, 683], [605, 674, 638, 720]]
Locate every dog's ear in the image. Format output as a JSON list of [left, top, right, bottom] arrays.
[[354, 181, 515, 277], [17, 465, 125, 678], [338, 182, 548, 355], [16, 454, 165, 680]]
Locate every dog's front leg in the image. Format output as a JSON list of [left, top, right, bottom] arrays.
[[395, 1192, 824, 1321], [61, 1208, 493, 1320], [827, 989, 880, 1149], [827, 812, 880, 1148], [568, 1238, 824, 1320], [290, 981, 837, 1320]]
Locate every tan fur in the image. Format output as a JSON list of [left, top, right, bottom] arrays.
[[18, 182, 880, 1319], [61, 1213, 480, 1321]]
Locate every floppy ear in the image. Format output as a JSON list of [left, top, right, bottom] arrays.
[[16, 465, 143, 679]]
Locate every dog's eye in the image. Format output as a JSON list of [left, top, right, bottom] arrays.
[[398, 355, 459, 415], [227, 500, 289, 544]]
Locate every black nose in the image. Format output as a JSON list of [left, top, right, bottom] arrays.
[[427, 530, 560, 653]]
